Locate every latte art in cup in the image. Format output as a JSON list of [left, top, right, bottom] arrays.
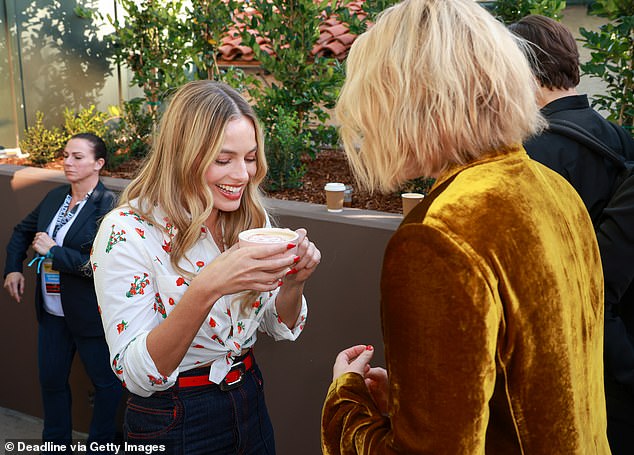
[[244, 233, 292, 243], [238, 228, 299, 255]]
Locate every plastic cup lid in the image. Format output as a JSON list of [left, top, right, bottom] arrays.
[[325, 182, 346, 191]]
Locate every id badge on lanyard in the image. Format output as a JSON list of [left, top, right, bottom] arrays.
[[42, 258, 60, 295]]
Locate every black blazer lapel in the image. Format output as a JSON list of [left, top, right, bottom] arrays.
[[63, 181, 105, 243], [38, 185, 71, 232]]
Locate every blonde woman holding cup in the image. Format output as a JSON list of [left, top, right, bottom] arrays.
[[91, 81, 320, 454]]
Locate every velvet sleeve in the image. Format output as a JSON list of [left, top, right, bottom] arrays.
[[321, 222, 500, 454], [321, 372, 391, 455]]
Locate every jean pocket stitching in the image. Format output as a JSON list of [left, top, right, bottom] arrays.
[[126, 398, 183, 440]]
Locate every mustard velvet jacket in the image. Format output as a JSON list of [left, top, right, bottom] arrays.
[[321, 148, 611, 454]]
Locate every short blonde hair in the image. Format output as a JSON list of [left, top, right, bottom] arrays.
[[337, 0, 544, 192], [120, 81, 268, 277]]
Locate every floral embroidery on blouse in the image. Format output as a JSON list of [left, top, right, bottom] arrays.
[[105, 225, 126, 253], [119, 210, 153, 225], [153, 293, 167, 319], [112, 354, 123, 375], [161, 218, 176, 254], [253, 298, 263, 315], [211, 334, 225, 346], [127, 273, 150, 297], [116, 320, 128, 334], [147, 374, 168, 386]]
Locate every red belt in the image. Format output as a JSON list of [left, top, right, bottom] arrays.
[[178, 350, 254, 391]]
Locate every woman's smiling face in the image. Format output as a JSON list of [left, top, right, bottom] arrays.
[[205, 115, 258, 213]]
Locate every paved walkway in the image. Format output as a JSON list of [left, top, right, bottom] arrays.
[[1, 407, 44, 441], [0, 407, 87, 452]]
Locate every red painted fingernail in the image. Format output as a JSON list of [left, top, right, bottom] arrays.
[[286, 268, 298, 276], [277, 280, 283, 287], [293, 256, 301, 263], [366, 345, 373, 351], [287, 243, 296, 250]]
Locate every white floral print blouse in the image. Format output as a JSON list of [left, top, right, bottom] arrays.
[[91, 202, 307, 397]]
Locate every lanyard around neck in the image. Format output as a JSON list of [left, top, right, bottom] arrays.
[[52, 192, 91, 238]]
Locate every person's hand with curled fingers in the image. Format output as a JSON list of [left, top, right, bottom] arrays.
[[270, 228, 320, 328], [365, 365, 389, 415], [282, 228, 321, 285], [332, 345, 389, 415], [191, 240, 299, 297], [4, 272, 25, 303], [333, 344, 376, 380], [31, 232, 56, 256]]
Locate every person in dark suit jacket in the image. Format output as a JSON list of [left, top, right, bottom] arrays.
[[3, 133, 122, 453], [510, 15, 634, 455]]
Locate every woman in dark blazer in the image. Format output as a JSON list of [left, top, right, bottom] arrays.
[[4, 133, 122, 453]]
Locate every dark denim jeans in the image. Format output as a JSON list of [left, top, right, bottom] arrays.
[[38, 310, 123, 455], [124, 362, 275, 455]]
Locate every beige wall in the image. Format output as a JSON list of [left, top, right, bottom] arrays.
[[561, 5, 609, 105]]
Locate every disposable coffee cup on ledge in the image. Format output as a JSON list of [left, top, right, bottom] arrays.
[[401, 192, 424, 217], [324, 182, 346, 212], [343, 185, 354, 208], [238, 227, 299, 256]]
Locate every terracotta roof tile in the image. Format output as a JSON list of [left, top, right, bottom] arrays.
[[313, 40, 348, 59], [216, 0, 368, 65]]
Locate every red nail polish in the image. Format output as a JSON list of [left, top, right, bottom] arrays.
[[287, 243, 296, 250], [286, 268, 298, 276], [293, 256, 301, 263], [366, 345, 373, 351], [277, 280, 283, 287]]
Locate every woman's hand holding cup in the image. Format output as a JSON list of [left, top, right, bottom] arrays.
[[238, 227, 321, 286], [193, 240, 299, 297]]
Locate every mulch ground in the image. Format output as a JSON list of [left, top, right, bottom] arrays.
[[2, 149, 404, 213], [263, 149, 403, 213]]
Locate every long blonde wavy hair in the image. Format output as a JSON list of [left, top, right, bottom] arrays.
[[119, 81, 268, 278], [336, 0, 545, 193]]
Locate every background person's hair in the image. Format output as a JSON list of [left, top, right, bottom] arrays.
[[509, 15, 580, 90], [336, 0, 544, 193], [120, 80, 268, 278], [70, 132, 107, 164]]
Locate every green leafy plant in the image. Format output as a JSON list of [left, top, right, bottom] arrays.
[[401, 177, 436, 195], [334, 0, 400, 35], [241, 0, 345, 156], [19, 112, 67, 165], [263, 107, 308, 190], [580, 1, 634, 133], [186, 0, 239, 80], [489, 0, 567, 24], [106, 98, 155, 169], [63, 105, 110, 138], [106, 0, 189, 118]]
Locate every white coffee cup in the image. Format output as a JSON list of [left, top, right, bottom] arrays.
[[238, 227, 299, 256], [324, 182, 346, 212], [401, 192, 425, 217]]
